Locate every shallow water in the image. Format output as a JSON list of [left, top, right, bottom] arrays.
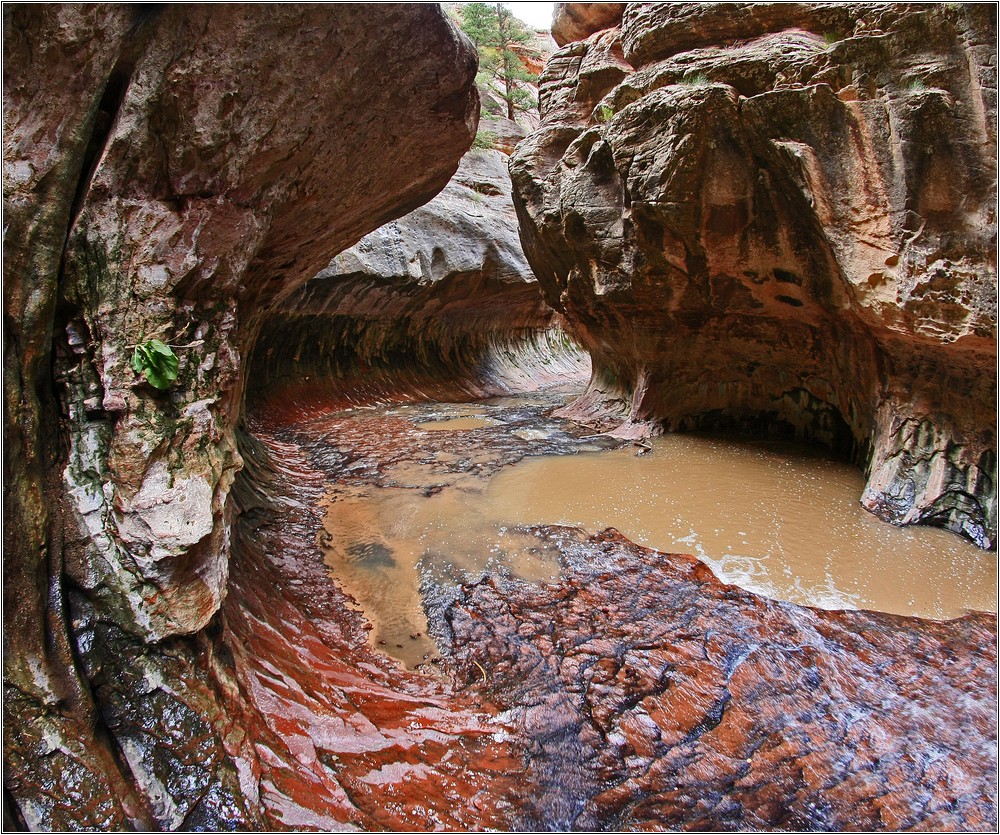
[[485, 436, 997, 618], [318, 398, 997, 669], [416, 415, 494, 431]]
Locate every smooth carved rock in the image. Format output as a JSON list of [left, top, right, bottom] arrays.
[[552, 2, 627, 47], [220, 419, 529, 830], [4, 5, 477, 828], [55, 5, 477, 641], [323, 149, 534, 301], [511, 2, 998, 547], [250, 147, 586, 400]]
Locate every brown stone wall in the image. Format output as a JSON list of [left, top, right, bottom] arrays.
[[512, 2, 997, 547], [3, 5, 478, 827]]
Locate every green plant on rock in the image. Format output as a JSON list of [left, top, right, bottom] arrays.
[[131, 338, 179, 390], [472, 129, 498, 150], [597, 104, 615, 123], [679, 72, 710, 86]]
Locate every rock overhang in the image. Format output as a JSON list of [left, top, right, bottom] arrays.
[[510, 1, 997, 547]]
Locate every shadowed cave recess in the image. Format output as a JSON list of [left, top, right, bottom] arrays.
[[3, 3, 997, 832]]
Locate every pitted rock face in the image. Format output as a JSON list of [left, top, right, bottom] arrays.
[[51, 4, 478, 641], [511, 1, 997, 547]]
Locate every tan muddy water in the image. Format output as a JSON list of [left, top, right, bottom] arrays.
[[416, 416, 495, 431], [320, 407, 997, 670], [489, 437, 997, 618]]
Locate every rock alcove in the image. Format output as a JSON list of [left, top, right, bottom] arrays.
[[4, 3, 997, 831]]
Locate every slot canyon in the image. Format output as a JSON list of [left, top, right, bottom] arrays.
[[3, 3, 997, 832]]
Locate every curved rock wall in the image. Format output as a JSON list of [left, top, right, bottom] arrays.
[[5, 3, 996, 830], [4, 5, 478, 828], [250, 147, 590, 403], [511, 2, 997, 547]]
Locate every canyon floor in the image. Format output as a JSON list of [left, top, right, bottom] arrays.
[[224, 380, 998, 831]]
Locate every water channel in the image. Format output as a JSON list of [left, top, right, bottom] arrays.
[[312, 393, 997, 670]]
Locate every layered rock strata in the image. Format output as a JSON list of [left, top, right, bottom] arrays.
[[250, 147, 590, 404], [4, 5, 478, 828], [511, 2, 998, 547]]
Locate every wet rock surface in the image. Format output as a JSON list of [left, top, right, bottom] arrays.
[[511, 2, 998, 547], [445, 527, 997, 831], [225, 419, 525, 831], [233, 384, 997, 831], [6, 4, 997, 830]]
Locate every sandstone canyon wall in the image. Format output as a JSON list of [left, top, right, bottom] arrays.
[[4, 5, 478, 828], [513, 2, 997, 548], [3, 3, 997, 832], [250, 146, 589, 405]]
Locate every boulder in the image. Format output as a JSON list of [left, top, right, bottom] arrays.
[[511, 2, 998, 547]]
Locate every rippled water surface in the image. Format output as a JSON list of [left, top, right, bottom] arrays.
[[416, 415, 495, 431], [318, 398, 997, 669], [486, 437, 997, 618]]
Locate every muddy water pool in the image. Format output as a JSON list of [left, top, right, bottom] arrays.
[[315, 396, 997, 670]]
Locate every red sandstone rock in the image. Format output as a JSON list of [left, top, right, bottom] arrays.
[[219, 390, 996, 832], [222, 425, 524, 830], [444, 527, 998, 831], [552, 3, 627, 47], [4, 5, 478, 828], [511, 2, 998, 548]]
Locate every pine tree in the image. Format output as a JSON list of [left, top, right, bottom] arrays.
[[459, 3, 538, 123]]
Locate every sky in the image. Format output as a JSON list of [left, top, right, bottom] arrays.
[[503, 2, 556, 31]]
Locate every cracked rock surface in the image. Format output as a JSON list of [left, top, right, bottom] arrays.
[[230, 385, 997, 832], [443, 526, 998, 831]]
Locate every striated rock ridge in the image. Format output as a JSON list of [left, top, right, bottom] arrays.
[[4, 5, 478, 828], [511, 2, 998, 547]]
